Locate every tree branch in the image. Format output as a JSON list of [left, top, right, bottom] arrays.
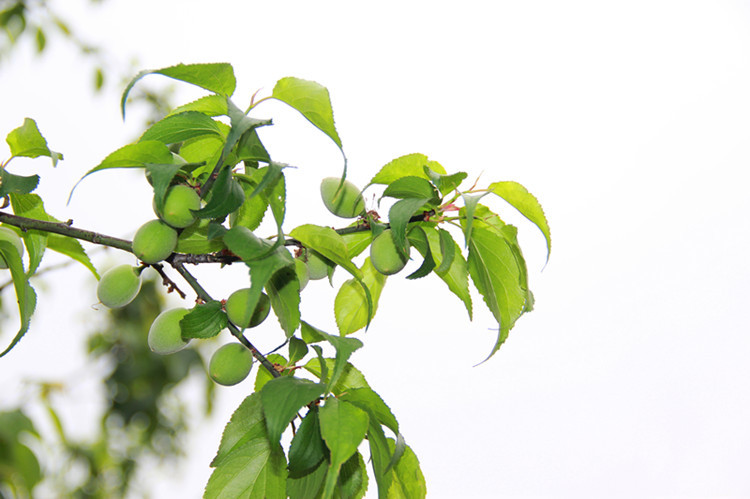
[[0, 211, 132, 252]]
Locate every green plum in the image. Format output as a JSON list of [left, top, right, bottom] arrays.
[[225, 289, 270, 329], [132, 220, 178, 264], [147, 307, 190, 355], [370, 229, 409, 275], [156, 184, 200, 229], [320, 177, 366, 218], [208, 343, 254, 386], [96, 264, 142, 308]]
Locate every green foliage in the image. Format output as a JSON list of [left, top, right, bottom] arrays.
[[0, 61, 550, 497]]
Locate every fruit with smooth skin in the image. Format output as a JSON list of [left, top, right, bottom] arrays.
[[132, 220, 178, 264], [370, 229, 410, 275], [97, 264, 142, 308], [208, 343, 253, 386], [156, 184, 201, 228], [302, 249, 335, 280], [320, 177, 366, 218], [0, 226, 23, 269], [225, 289, 271, 329], [147, 307, 190, 355]]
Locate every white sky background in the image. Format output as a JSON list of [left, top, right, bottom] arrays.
[[1, 1, 750, 497]]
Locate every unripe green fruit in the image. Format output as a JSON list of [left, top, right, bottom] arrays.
[[208, 343, 253, 386], [156, 185, 201, 228], [370, 230, 410, 275], [225, 289, 271, 329], [320, 177, 366, 218], [97, 264, 142, 308], [132, 220, 178, 264], [303, 249, 334, 281], [0, 227, 23, 269], [147, 307, 190, 355]]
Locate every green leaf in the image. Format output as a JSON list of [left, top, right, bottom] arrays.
[[272, 77, 342, 149], [194, 166, 245, 220], [290, 224, 362, 280], [334, 258, 386, 336], [340, 388, 399, 435], [408, 224, 471, 317], [434, 228, 456, 274], [303, 326, 363, 394], [386, 439, 426, 498], [234, 128, 271, 164], [6, 118, 62, 166], [384, 433, 407, 475], [340, 229, 372, 258], [363, 411, 393, 499], [46, 234, 99, 279], [180, 300, 227, 340], [319, 399, 369, 499], [224, 227, 299, 336], [382, 176, 439, 204], [140, 111, 223, 145], [169, 94, 229, 117], [70, 141, 172, 201], [465, 219, 529, 361], [266, 265, 301, 337], [206, 393, 287, 499], [9, 193, 47, 275], [288, 337, 309, 365], [260, 376, 326, 444], [460, 192, 490, 248], [0, 169, 39, 197], [388, 197, 431, 256], [254, 354, 290, 393], [0, 240, 37, 358], [338, 451, 369, 499], [146, 163, 185, 214], [175, 218, 227, 254], [488, 181, 552, 262], [424, 166, 467, 196], [232, 171, 270, 231], [405, 226, 436, 280], [369, 153, 445, 186], [122, 63, 236, 118], [304, 359, 369, 395], [288, 406, 326, 477], [301, 321, 326, 344], [287, 459, 327, 499]]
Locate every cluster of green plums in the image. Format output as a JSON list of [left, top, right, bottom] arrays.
[[90, 175, 411, 388], [313, 177, 410, 276]]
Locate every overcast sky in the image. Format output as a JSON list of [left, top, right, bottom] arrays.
[[2, 1, 750, 497]]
